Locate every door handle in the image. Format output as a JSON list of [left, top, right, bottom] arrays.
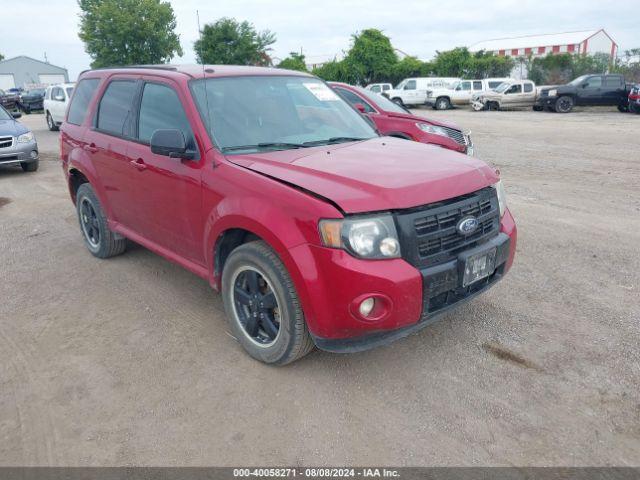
[[84, 143, 99, 154], [130, 158, 147, 171]]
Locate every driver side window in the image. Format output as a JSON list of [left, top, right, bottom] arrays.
[[137, 82, 194, 146], [584, 76, 602, 89], [404, 80, 416, 90], [506, 84, 522, 94]]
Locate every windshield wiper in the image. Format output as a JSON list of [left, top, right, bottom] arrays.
[[221, 142, 307, 153], [302, 137, 369, 147]]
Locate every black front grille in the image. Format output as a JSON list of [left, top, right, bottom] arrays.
[[0, 136, 13, 149], [395, 187, 500, 268]]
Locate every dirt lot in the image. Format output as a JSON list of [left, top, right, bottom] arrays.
[[1, 109, 639, 466]]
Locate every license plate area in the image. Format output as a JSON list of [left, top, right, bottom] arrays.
[[462, 248, 496, 287]]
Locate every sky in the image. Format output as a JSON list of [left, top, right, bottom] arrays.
[[0, 0, 637, 80]]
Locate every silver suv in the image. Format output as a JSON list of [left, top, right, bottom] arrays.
[[0, 106, 39, 172]]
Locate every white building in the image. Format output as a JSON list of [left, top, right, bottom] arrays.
[[469, 29, 617, 78]]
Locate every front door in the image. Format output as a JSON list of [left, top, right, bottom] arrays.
[[125, 80, 204, 265], [580, 76, 603, 105]]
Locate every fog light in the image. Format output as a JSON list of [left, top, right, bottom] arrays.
[[30, 150, 38, 159], [359, 297, 375, 317]]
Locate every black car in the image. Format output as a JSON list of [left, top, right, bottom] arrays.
[[18, 88, 46, 114], [0, 89, 20, 112], [535, 74, 632, 113]]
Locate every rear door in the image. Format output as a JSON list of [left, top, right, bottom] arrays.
[[90, 77, 141, 230], [602, 76, 623, 105], [124, 78, 204, 264], [523, 81, 536, 105]]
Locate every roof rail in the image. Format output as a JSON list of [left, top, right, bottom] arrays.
[[79, 64, 194, 78]]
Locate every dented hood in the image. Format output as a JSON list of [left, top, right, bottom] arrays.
[[226, 137, 498, 214]]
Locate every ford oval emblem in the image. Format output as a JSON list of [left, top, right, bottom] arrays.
[[457, 216, 479, 235]]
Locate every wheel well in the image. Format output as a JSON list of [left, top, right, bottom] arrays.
[[69, 169, 89, 202], [437, 96, 450, 103], [214, 228, 261, 278]]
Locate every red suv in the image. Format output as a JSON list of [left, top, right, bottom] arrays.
[[60, 65, 517, 365], [330, 82, 473, 155]]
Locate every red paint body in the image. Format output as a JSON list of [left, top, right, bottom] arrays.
[[329, 82, 469, 154], [60, 66, 517, 344]]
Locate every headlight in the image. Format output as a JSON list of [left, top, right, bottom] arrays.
[[492, 180, 507, 218], [548, 89, 557, 97], [319, 215, 401, 259], [416, 123, 448, 137], [17, 132, 34, 143]]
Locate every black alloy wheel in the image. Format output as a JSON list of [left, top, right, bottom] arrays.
[[232, 267, 281, 346]]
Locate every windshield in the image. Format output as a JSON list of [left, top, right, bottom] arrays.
[[0, 106, 12, 120], [354, 86, 407, 114], [191, 76, 377, 153], [28, 88, 46, 95]]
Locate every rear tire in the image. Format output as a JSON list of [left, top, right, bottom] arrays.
[[76, 183, 126, 259], [46, 111, 58, 131], [20, 160, 38, 172], [435, 97, 451, 110], [617, 104, 628, 113], [222, 241, 314, 365], [555, 96, 574, 113]]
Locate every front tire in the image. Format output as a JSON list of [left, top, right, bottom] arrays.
[[222, 241, 314, 365], [435, 97, 451, 110], [46, 111, 58, 131], [555, 96, 574, 113], [76, 183, 126, 258], [20, 160, 38, 172]]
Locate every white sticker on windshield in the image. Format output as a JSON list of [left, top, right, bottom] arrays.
[[303, 82, 339, 101]]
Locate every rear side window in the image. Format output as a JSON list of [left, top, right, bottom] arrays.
[[137, 82, 193, 144], [604, 76, 621, 87], [473, 81, 482, 90], [97, 80, 137, 136], [383, 85, 390, 91], [67, 79, 100, 125], [524, 83, 533, 93]]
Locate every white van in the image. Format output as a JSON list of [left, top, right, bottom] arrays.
[[425, 78, 512, 110], [365, 83, 393, 94], [384, 78, 460, 107], [44, 83, 75, 131]]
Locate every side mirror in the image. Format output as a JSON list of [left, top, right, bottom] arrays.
[[11, 111, 22, 119], [150, 129, 194, 159], [54, 95, 65, 101], [354, 103, 367, 113], [581, 83, 588, 88]]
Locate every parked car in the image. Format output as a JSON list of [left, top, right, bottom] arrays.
[[383, 77, 460, 107], [18, 88, 46, 114], [330, 82, 474, 155], [0, 105, 39, 172], [535, 74, 631, 113], [365, 83, 392, 94], [628, 84, 640, 114], [60, 65, 516, 365], [426, 78, 511, 110], [44, 83, 74, 131], [471, 80, 537, 111], [0, 88, 20, 112]]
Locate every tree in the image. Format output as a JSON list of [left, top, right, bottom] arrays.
[[195, 18, 276, 66], [78, 0, 182, 68], [344, 29, 397, 85], [277, 52, 307, 72]]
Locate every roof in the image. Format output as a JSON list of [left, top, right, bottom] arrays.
[[469, 29, 610, 52], [81, 64, 312, 80], [0, 55, 68, 71]]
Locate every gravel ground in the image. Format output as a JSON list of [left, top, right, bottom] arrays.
[[1, 108, 639, 466]]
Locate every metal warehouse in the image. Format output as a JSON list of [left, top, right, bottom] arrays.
[[469, 29, 617, 59], [0, 55, 69, 90]]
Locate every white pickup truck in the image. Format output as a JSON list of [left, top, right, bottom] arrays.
[[425, 78, 511, 110], [383, 77, 460, 107]]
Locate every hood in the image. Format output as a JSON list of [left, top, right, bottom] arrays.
[[385, 111, 461, 130], [0, 119, 28, 136], [227, 137, 498, 214]]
